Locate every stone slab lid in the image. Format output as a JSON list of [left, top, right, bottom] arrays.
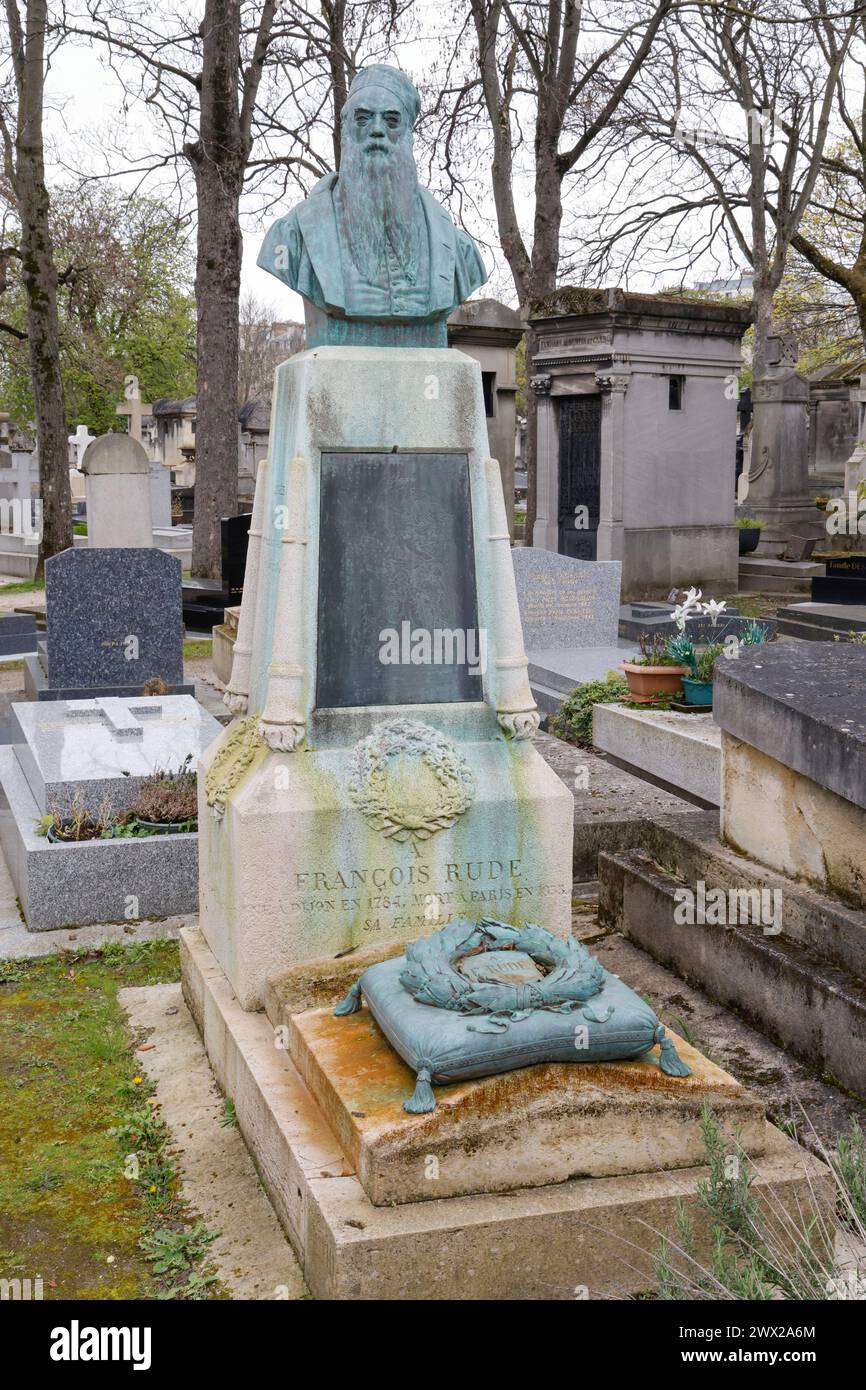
[[713, 642, 866, 811]]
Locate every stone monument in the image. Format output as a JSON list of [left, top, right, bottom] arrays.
[[179, 66, 813, 1301], [744, 332, 826, 550], [202, 63, 570, 1010], [527, 288, 750, 599], [81, 433, 153, 548]]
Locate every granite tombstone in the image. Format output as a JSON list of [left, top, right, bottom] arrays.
[[27, 548, 193, 700]]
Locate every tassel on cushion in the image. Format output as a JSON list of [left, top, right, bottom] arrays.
[[404, 1066, 436, 1113], [333, 980, 363, 1016], [655, 1025, 692, 1077]]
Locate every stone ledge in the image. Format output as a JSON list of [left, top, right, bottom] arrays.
[[713, 643, 866, 811], [598, 848, 866, 1100], [289, 1001, 765, 1206], [592, 704, 720, 807]]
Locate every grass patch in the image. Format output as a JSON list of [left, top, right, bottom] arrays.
[[721, 592, 782, 620], [183, 639, 212, 660], [0, 577, 45, 594], [0, 938, 224, 1299]]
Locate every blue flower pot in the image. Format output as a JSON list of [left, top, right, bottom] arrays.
[[682, 677, 713, 706]]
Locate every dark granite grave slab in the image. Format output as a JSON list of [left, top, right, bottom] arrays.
[[44, 547, 187, 695], [825, 554, 866, 578], [182, 513, 251, 630], [617, 603, 765, 644], [713, 643, 866, 810], [0, 613, 37, 656], [811, 574, 866, 605], [316, 451, 482, 707]]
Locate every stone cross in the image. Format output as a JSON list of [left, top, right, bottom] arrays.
[[68, 424, 96, 469], [115, 376, 152, 444]]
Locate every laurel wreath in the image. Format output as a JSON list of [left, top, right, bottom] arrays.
[[397, 916, 607, 1032], [347, 718, 475, 846]]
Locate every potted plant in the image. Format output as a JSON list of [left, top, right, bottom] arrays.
[[129, 755, 198, 833], [38, 795, 112, 844], [736, 516, 763, 554], [682, 641, 724, 705], [620, 632, 689, 703]]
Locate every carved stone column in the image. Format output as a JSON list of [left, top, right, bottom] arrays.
[[529, 374, 558, 551], [224, 458, 269, 715], [258, 454, 309, 751], [595, 370, 629, 562], [484, 456, 540, 739]]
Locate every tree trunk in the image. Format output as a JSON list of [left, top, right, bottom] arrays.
[[13, 0, 71, 573], [189, 0, 243, 580], [523, 151, 562, 546], [190, 161, 242, 578]]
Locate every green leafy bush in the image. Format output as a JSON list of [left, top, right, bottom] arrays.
[[735, 516, 763, 529], [549, 674, 628, 747]]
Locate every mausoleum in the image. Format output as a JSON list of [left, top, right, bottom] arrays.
[[528, 288, 752, 599]]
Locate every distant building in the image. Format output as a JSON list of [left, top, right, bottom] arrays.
[[694, 272, 754, 296]]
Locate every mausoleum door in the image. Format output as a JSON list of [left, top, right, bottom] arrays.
[[557, 395, 601, 560]]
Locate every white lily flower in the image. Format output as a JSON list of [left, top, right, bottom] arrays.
[[701, 599, 727, 628], [672, 586, 703, 632]]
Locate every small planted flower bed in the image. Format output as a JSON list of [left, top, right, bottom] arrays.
[[37, 757, 198, 844]]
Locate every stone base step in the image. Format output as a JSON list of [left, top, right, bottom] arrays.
[[181, 924, 832, 1300], [598, 840, 866, 1099], [776, 602, 866, 642], [738, 575, 813, 594]]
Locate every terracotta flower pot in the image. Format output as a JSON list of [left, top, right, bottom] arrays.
[[620, 661, 687, 704]]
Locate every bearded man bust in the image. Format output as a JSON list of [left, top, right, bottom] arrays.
[[257, 65, 488, 347]]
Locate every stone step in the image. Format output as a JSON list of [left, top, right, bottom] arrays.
[[776, 603, 866, 641], [737, 573, 812, 593], [598, 847, 866, 1099], [738, 557, 825, 579], [623, 813, 866, 980], [776, 617, 851, 641]]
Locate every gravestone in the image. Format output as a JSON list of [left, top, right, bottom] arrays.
[[25, 548, 193, 701], [511, 548, 628, 711], [150, 461, 172, 529], [0, 693, 217, 931], [744, 332, 826, 549], [512, 548, 620, 648], [68, 424, 96, 469], [182, 512, 251, 631], [81, 433, 152, 548], [811, 552, 866, 604]]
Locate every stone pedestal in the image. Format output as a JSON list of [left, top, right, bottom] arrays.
[[81, 433, 153, 548], [201, 347, 573, 1009], [180, 925, 831, 1299]]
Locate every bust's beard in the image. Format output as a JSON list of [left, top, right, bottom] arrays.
[[338, 136, 419, 284]]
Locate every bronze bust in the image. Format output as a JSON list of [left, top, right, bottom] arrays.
[[258, 65, 488, 347]]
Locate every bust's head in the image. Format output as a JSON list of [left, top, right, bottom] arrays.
[[338, 66, 422, 284], [341, 64, 420, 158]]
